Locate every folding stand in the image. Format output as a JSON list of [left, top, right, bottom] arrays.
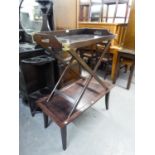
[[34, 28, 115, 150]]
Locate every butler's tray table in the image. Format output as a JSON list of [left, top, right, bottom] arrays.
[[33, 28, 115, 150]]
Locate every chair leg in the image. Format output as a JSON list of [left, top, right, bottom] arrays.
[[60, 126, 67, 150], [113, 56, 120, 84], [124, 64, 128, 73], [127, 63, 134, 89], [43, 113, 48, 128], [104, 62, 111, 79], [105, 92, 110, 110], [29, 102, 36, 117]]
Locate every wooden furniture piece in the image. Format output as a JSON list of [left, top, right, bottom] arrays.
[[33, 28, 115, 150], [19, 0, 56, 108], [113, 49, 134, 89], [77, 42, 113, 78], [110, 46, 135, 86], [79, 0, 129, 23], [20, 53, 56, 116], [110, 0, 134, 82], [79, 2, 90, 21], [103, 0, 129, 23], [78, 22, 127, 46], [19, 43, 81, 115], [19, 0, 81, 106]]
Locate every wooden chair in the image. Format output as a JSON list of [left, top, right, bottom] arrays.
[[111, 0, 135, 89], [96, 43, 113, 79], [77, 41, 112, 79], [112, 48, 135, 89]]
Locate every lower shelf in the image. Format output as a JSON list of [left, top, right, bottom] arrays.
[[36, 78, 113, 127]]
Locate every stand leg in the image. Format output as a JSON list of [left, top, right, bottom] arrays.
[[127, 63, 134, 89], [104, 62, 109, 79], [65, 42, 111, 121], [113, 54, 120, 84], [105, 92, 110, 110], [43, 113, 48, 128], [60, 126, 67, 150], [47, 57, 74, 102], [29, 102, 35, 117], [68, 42, 111, 89]]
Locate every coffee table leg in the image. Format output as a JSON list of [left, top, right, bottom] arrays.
[[105, 92, 110, 110], [43, 113, 48, 128], [61, 126, 67, 150]]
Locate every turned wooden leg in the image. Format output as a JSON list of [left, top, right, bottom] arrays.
[[105, 92, 110, 110], [60, 126, 67, 150], [43, 113, 48, 128]]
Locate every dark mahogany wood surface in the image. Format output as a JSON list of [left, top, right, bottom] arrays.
[[33, 28, 115, 50], [37, 78, 113, 128], [34, 28, 115, 150]]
